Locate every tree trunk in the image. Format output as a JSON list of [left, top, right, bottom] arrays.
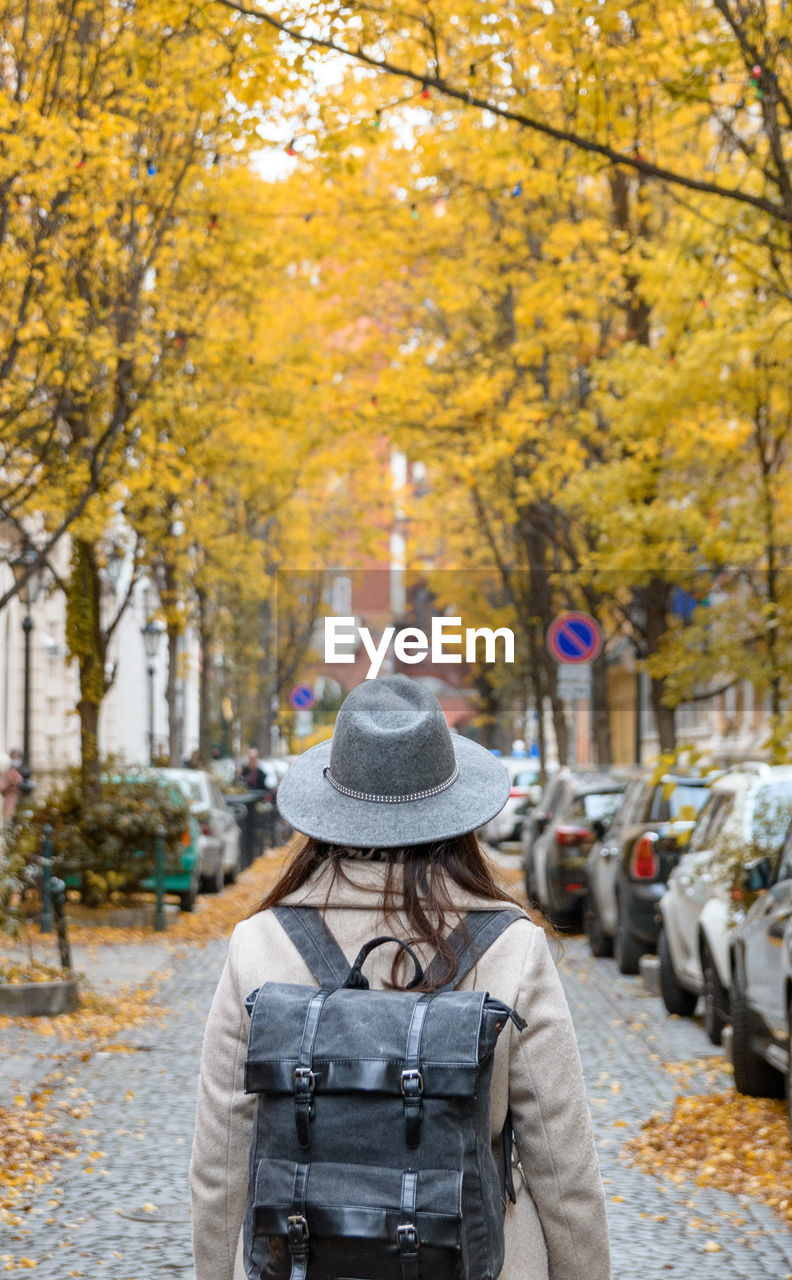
[[196, 586, 213, 764], [76, 694, 101, 805], [650, 678, 677, 753], [257, 594, 276, 757], [472, 669, 499, 749], [591, 652, 612, 764], [550, 687, 570, 766], [66, 539, 106, 806], [159, 559, 182, 766], [643, 577, 676, 752], [166, 624, 180, 765]]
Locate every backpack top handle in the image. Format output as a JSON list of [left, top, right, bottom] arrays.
[[344, 936, 426, 990]]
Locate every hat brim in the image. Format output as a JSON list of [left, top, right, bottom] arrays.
[[276, 736, 510, 848]]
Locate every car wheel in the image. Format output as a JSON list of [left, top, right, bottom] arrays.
[[614, 905, 643, 975], [524, 856, 540, 907], [179, 881, 198, 912], [212, 858, 225, 894], [731, 951, 785, 1098], [584, 896, 613, 958], [787, 1004, 792, 1142], [201, 855, 224, 895], [701, 939, 729, 1045], [657, 927, 697, 1017]]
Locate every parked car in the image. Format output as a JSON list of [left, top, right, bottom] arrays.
[[478, 756, 541, 846], [137, 776, 202, 912], [157, 768, 242, 893], [658, 764, 792, 1044], [586, 771, 713, 973], [729, 822, 792, 1115], [521, 768, 627, 922]]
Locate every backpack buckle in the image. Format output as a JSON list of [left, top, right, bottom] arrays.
[[287, 1214, 310, 1252], [293, 1067, 316, 1095], [400, 1069, 424, 1097], [396, 1223, 421, 1255]]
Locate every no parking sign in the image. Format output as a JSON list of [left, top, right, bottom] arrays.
[[546, 612, 602, 665], [289, 684, 315, 710]]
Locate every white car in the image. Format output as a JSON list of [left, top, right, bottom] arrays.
[[478, 757, 541, 847], [158, 768, 242, 893], [658, 764, 792, 1045]]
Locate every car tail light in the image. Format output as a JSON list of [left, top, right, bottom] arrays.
[[565, 882, 585, 892], [556, 825, 593, 847], [631, 833, 658, 879], [730, 887, 743, 901], [201, 821, 212, 836], [181, 828, 192, 846], [509, 787, 527, 798]]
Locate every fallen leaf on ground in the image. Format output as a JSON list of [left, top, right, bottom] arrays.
[[624, 1088, 792, 1225]]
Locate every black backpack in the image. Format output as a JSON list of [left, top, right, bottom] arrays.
[[242, 904, 527, 1280]]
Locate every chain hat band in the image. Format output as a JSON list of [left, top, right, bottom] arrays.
[[322, 761, 460, 804]]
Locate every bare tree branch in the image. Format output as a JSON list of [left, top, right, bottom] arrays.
[[213, 0, 792, 223]]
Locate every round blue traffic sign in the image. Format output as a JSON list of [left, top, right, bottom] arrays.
[[289, 684, 315, 710], [546, 612, 602, 664]]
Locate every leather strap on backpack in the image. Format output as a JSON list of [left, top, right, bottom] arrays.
[[294, 989, 330, 1147], [273, 905, 351, 989], [424, 909, 528, 991], [396, 1170, 422, 1280], [287, 1162, 311, 1280], [401, 993, 434, 1147]]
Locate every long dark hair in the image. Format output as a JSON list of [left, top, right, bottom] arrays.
[[250, 831, 557, 991]]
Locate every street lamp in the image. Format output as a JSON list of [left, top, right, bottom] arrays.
[[10, 547, 43, 796], [141, 620, 164, 765], [103, 546, 126, 593]]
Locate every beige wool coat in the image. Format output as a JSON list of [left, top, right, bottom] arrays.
[[189, 859, 612, 1280]]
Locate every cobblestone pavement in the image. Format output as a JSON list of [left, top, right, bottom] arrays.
[[2, 929, 792, 1279]]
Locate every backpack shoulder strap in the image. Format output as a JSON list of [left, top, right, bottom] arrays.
[[425, 909, 528, 992], [271, 904, 351, 989]]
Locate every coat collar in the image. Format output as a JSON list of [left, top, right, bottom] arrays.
[[278, 858, 521, 915]]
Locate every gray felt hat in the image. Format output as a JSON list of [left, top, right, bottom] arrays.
[[276, 675, 509, 847]]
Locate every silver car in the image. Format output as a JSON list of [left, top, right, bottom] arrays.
[[478, 757, 541, 847], [659, 766, 792, 1045], [522, 768, 626, 923], [729, 819, 792, 1126], [158, 768, 242, 893]]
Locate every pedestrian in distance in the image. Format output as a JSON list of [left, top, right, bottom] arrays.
[[190, 675, 611, 1280], [238, 746, 271, 793], [238, 748, 278, 850], [0, 750, 22, 829]]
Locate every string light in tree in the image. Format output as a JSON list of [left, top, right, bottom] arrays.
[[421, 85, 430, 99], [512, 181, 523, 197], [147, 159, 157, 176], [750, 64, 763, 99]]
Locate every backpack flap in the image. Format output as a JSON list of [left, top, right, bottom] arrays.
[[245, 983, 492, 1099], [252, 1158, 463, 1280]]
